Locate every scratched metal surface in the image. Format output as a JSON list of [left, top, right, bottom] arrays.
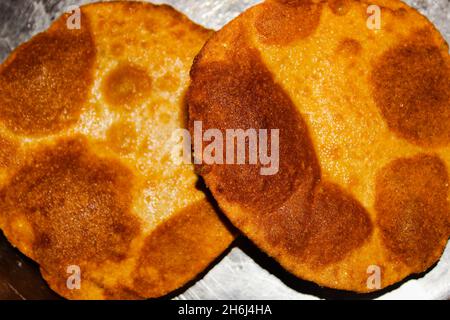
[[0, 0, 449, 300]]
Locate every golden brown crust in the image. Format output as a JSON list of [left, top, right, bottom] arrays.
[[370, 30, 450, 147], [133, 199, 233, 298], [254, 0, 322, 45], [189, 24, 373, 272], [375, 154, 450, 272], [327, 0, 351, 16], [0, 1, 233, 300], [336, 38, 362, 56], [106, 120, 138, 155], [189, 40, 320, 213], [1, 137, 140, 270], [0, 12, 95, 136], [188, 0, 450, 292], [0, 135, 18, 168], [102, 63, 153, 112], [306, 182, 373, 267]]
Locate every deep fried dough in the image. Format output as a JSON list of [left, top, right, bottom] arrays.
[[187, 0, 450, 292], [0, 1, 234, 299]]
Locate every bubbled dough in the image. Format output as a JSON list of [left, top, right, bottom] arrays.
[[188, 0, 450, 292], [0, 2, 234, 299]]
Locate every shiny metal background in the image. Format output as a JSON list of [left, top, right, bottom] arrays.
[[0, 0, 449, 300]]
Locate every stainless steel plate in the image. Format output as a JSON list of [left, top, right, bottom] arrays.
[[0, 0, 449, 300]]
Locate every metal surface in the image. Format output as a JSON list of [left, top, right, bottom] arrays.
[[0, 0, 449, 300]]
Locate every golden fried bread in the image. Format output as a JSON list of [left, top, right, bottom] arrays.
[[0, 1, 234, 299], [187, 0, 450, 292]]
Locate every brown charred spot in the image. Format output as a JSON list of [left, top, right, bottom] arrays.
[[133, 199, 233, 297], [1, 137, 140, 273], [394, 8, 408, 18], [0, 135, 18, 168], [254, 0, 322, 45], [102, 63, 152, 111], [336, 38, 362, 56], [370, 34, 450, 147], [189, 35, 372, 267], [375, 154, 449, 271], [260, 181, 373, 267], [328, 0, 351, 16], [0, 12, 95, 136], [188, 39, 320, 213], [305, 182, 373, 267]]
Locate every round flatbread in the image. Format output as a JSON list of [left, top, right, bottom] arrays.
[[0, 1, 234, 299], [187, 0, 450, 292]]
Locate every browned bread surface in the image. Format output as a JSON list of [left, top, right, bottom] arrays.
[[187, 0, 450, 292], [0, 1, 234, 299]]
